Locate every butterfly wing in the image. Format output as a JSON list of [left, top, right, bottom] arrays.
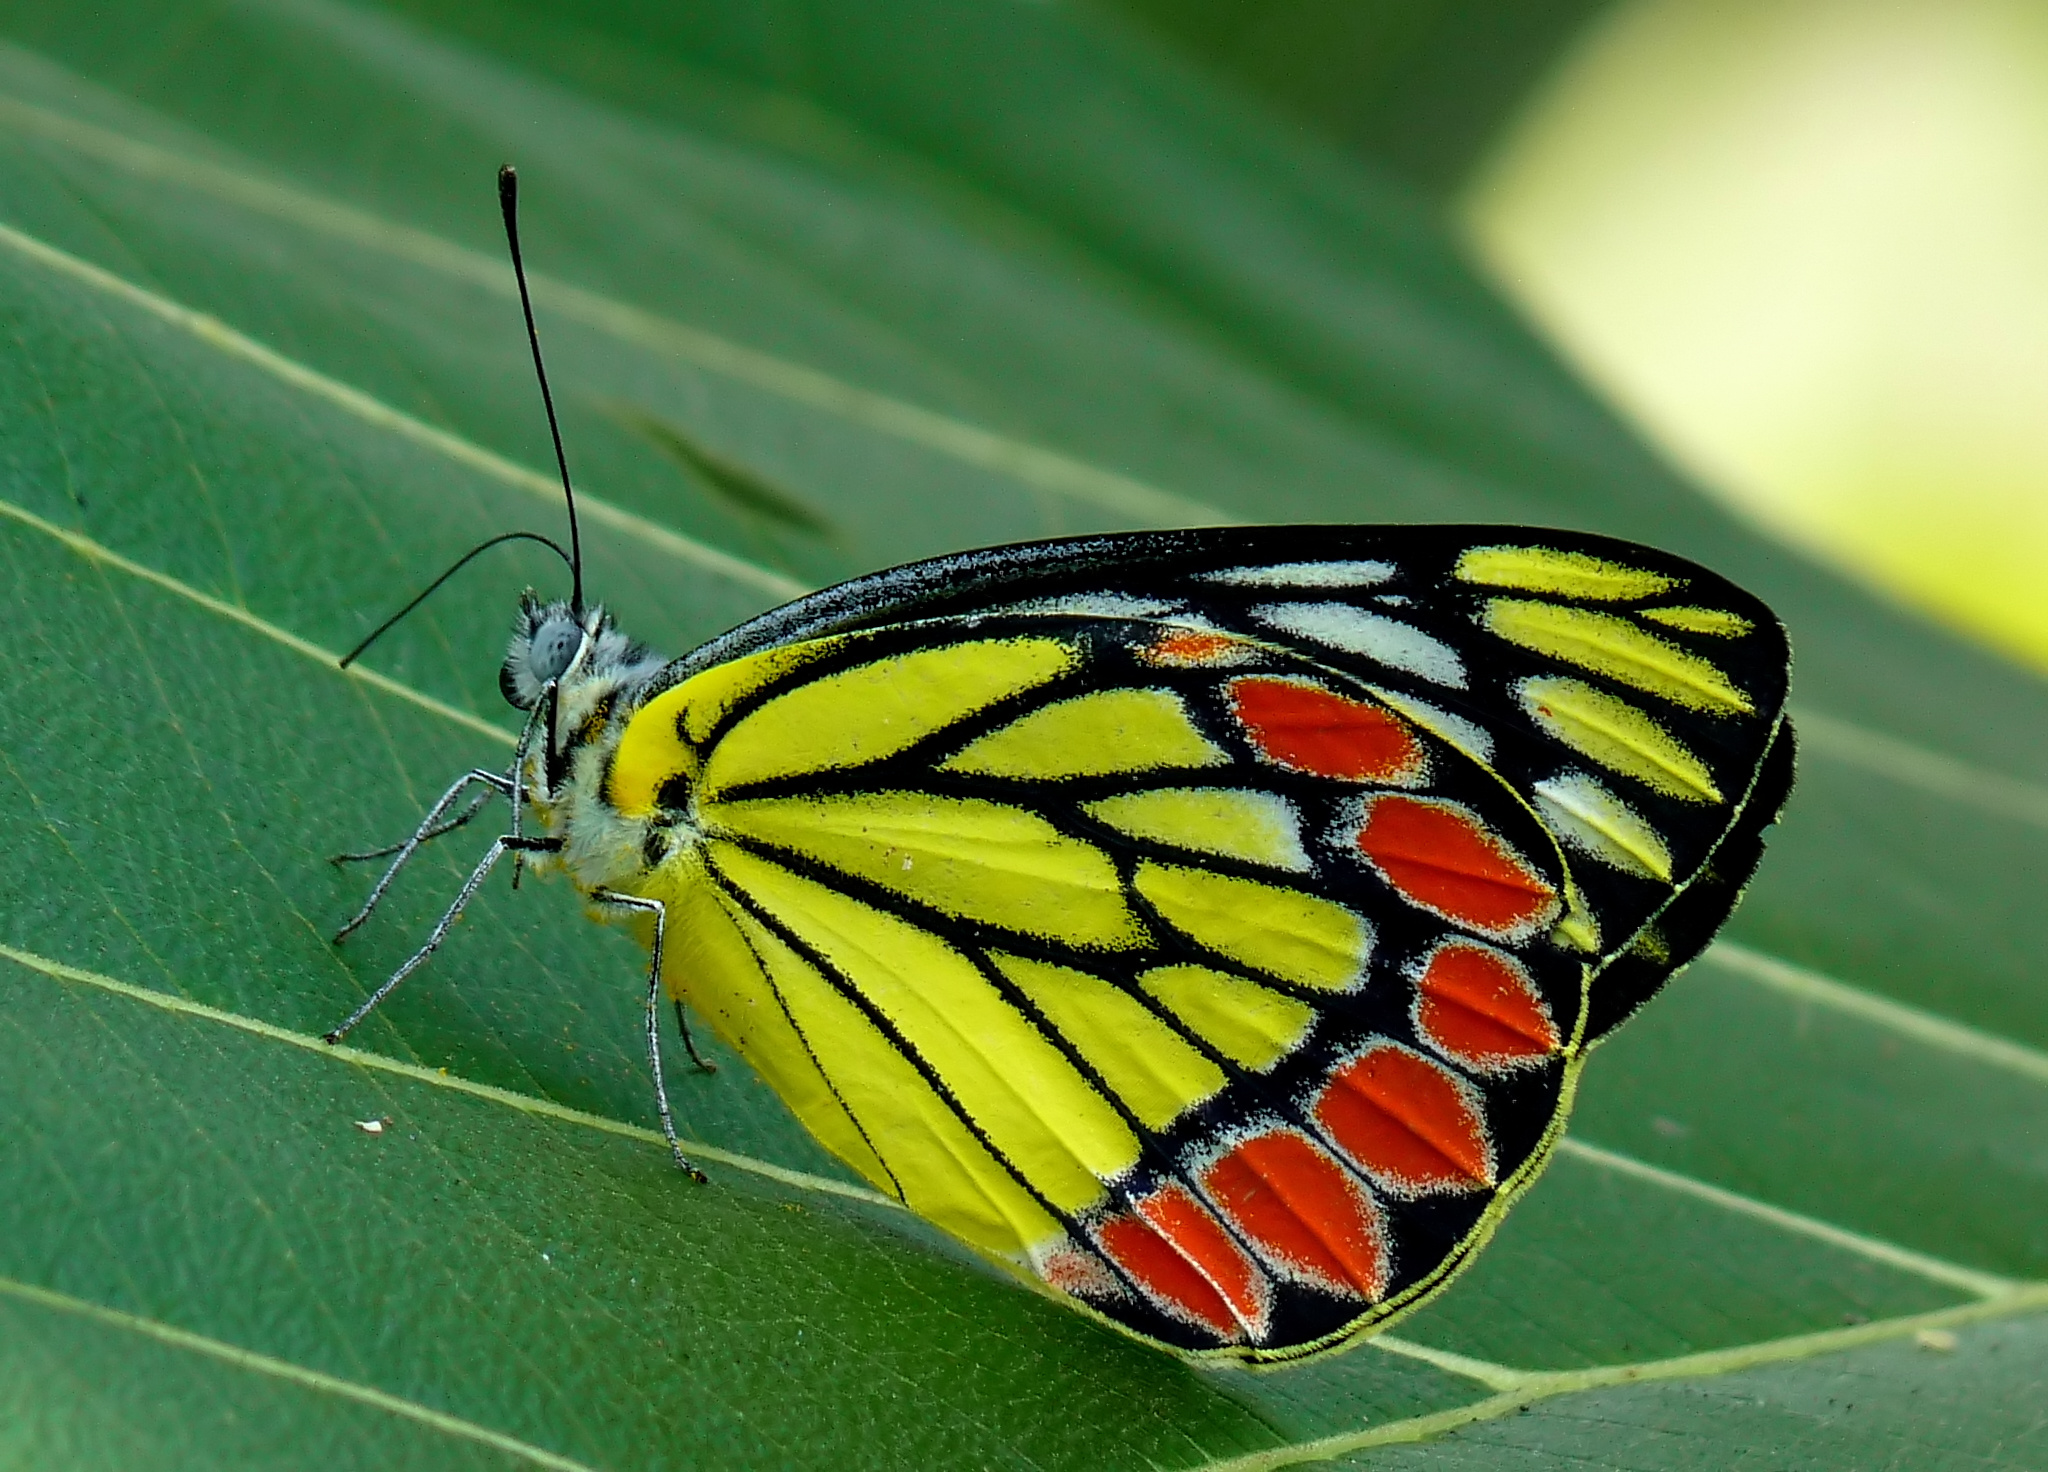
[[617, 611, 1612, 1359], [670, 527, 1795, 1041]]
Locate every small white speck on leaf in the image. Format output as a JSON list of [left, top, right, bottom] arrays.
[[1915, 1328, 1959, 1352], [353, 1118, 389, 1135]]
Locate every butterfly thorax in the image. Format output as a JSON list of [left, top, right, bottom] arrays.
[[500, 593, 677, 893]]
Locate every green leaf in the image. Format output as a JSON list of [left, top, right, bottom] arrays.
[[1, 2, 2044, 1467]]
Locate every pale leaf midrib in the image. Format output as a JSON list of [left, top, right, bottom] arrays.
[[1556, 1137, 2020, 1298], [0, 1273, 603, 1472], [0, 213, 805, 601], [0, 494, 512, 744], [8, 934, 2029, 1346], [1196, 1287, 2048, 1472], [1704, 941, 2048, 1085], [0, 940, 893, 1209]]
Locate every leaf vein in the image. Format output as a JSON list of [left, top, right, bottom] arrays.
[[0, 89, 1225, 529], [0, 211, 801, 600], [0, 1272, 605, 1472]]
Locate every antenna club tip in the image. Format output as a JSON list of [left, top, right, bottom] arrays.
[[498, 164, 518, 206]]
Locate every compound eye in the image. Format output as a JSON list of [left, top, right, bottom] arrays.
[[529, 618, 582, 683]]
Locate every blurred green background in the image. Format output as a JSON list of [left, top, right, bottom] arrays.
[[1113, 0, 2048, 673]]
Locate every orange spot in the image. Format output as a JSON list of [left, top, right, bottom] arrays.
[[1141, 630, 1252, 667], [1355, 795, 1557, 938], [1097, 1185, 1269, 1341], [1229, 677, 1425, 782], [1314, 1044, 1493, 1192], [1416, 941, 1558, 1070], [1203, 1129, 1388, 1299]]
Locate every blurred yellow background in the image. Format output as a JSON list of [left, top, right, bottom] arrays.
[[1464, 0, 2048, 670]]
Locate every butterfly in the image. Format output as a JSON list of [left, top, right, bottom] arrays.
[[328, 170, 1795, 1366]]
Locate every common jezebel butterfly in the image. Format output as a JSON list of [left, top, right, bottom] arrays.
[[329, 170, 1795, 1365]]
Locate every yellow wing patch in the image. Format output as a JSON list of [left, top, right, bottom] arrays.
[[1530, 772, 1674, 882], [703, 637, 1078, 794], [715, 888, 1064, 1253], [1639, 605, 1754, 638], [1483, 599, 1752, 715], [989, 953, 1226, 1130], [1138, 964, 1316, 1071], [940, 688, 1227, 778], [608, 686, 701, 819], [648, 849, 892, 1192], [1456, 544, 1678, 601], [677, 639, 845, 745], [1134, 862, 1370, 992], [1084, 787, 1310, 872], [710, 843, 1138, 1213], [710, 792, 1144, 948], [1518, 676, 1722, 803]]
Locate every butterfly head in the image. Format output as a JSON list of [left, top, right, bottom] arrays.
[[500, 590, 660, 712]]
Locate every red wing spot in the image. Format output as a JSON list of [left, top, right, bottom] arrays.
[[1228, 676, 1426, 783], [1097, 1185, 1270, 1342], [1416, 941, 1559, 1071], [1036, 1241, 1123, 1300], [1202, 1129, 1388, 1299], [1142, 630, 1252, 668], [1355, 795, 1558, 938], [1096, 1212, 1240, 1342], [1313, 1044, 1494, 1193]]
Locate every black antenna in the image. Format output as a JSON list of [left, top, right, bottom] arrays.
[[339, 530, 574, 668], [498, 163, 584, 613]]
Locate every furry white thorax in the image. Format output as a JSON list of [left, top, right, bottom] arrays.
[[501, 595, 680, 894]]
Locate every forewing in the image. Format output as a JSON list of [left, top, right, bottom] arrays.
[[672, 526, 1795, 1039]]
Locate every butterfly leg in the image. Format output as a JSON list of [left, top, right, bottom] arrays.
[[671, 1001, 718, 1075], [591, 889, 708, 1181], [330, 782, 502, 865], [324, 831, 560, 1044], [331, 769, 516, 942]]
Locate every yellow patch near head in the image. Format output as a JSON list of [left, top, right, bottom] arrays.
[[710, 791, 1144, 948], [941, 688, 1227, 778], [988, 953, 1226, 1130], [1484, 600, 1751, 714], [1456, 545, 1678, 601], [1138, 964, 1316, 1071], [609, 686, 702, 819], [1135, 862, 1370, 991], [702, 636, 1078, 795]]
